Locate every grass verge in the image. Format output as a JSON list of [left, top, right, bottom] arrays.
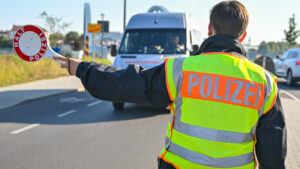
[[81, 57, 111, 65], [0, 54, 111, 87]]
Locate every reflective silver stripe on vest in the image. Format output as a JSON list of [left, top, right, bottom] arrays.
[[251, 71, 275, 137], [173, 118, 253, 143], [172, 58, 185, 92], [166, 138, 254, 168], [258, 71, 274, 117], [165, 58, 185, 149]]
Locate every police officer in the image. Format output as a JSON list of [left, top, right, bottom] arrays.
[[254, 55, 276, 74], [54, 1, 286, 169]]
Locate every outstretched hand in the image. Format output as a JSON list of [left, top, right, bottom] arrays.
[[53, 55, 81, 76]]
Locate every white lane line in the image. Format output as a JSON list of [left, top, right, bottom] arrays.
[[87, 100, 102, 107], [280, 90, 300, 102], [10, 124, 40, 135], [57, 110, 76, 118]]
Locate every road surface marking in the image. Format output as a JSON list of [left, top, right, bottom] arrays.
[[10, 124, 40, 135], [57, 110, 76, 118], [87, 100, 102, 107], [280, 90, 299, 102]]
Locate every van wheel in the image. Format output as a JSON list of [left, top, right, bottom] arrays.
[[112, 102, 125, 110], [287, 70, 295, 86]]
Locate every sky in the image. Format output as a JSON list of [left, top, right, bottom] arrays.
[[1, 0, 300, 45]]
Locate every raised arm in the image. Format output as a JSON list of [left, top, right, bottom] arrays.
[[53, 55, 171, 107]]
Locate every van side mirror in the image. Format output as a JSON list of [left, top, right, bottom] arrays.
[[110, 44, 117, 57]]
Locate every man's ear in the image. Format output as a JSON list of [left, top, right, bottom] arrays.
[[239, 32, 247, 42], [208, 24, 213, 36]]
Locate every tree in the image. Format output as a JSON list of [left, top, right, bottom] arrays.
[[257, 41, 290, 57], [268, 42, 280, 56], [49, 33, 64, 47], [277, 42, 290, 54], [38, 11, 71, 34], [258, 41, 267, 55], [38, 11, 72, 46], [284, 14, 300, 47], [0, 35, 12, 48], [72, 39, 83, 51], [0, 35, 8, 41], [65, 31, 80, 45], [64, 31, 83, 50]]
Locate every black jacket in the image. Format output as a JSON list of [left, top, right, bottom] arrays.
[[76, 35, 287, 169]]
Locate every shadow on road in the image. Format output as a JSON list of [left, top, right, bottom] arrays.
[[0, 89, 76, 110], [0, 91, 170, 125]]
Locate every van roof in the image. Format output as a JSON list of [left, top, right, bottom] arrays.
[[126, 13, 186, 29]]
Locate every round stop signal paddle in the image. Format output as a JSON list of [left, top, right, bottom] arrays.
[[13, 25, 62, 63]]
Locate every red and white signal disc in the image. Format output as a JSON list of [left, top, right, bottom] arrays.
[[13, 25, 48, 62]]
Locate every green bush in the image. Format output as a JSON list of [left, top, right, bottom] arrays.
[[81, 57, 111, 65]]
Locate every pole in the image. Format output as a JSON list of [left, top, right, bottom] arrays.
[[101, 13, 105, 58], [93, 33, 95, 60], [123, 0, 126, 31]]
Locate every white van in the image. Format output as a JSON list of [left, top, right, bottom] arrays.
[[110, 6, 202, 110]]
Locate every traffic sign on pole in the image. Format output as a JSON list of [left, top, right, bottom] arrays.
[[88, 24, 101, 33]]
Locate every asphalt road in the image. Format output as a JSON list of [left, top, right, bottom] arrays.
[[0, 79, 299, 169], [0, 92, 169, 169], [277, 78, 300, 100]]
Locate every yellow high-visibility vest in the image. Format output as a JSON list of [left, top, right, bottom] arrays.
[[159, 52, 278, 169]]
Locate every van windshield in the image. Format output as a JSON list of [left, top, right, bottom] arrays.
[[119, 29, 186, 54]]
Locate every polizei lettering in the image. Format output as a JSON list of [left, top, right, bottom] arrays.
[[27, 29, 47, 62], [13, 27, 24, 46], [182, 72, 264, 110]]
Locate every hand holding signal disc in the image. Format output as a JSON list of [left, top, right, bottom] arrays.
[[12, 25, 82, 75]]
